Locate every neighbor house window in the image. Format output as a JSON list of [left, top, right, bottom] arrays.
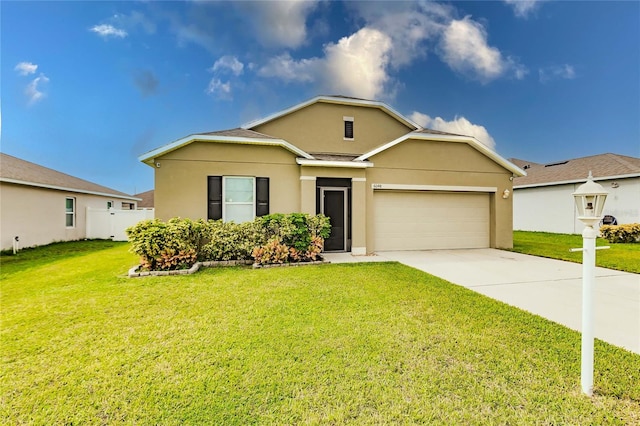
[[107, 201, 113, 209], [65, 197, 76, 227], [344, 116, 354, 140], [207, 176, 269, 222]]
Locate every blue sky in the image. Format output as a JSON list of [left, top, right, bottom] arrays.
[[3, 0, 639, 194]]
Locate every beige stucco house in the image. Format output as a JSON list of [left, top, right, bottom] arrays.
[[0, 153, 140, 251], [140, 96, 525, 254]]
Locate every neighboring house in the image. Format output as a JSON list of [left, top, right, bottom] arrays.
[[0, 153, 140, 251], [511, 153, 640, 234], [140, 95, 525, 254], [134, 189, 154, 208]]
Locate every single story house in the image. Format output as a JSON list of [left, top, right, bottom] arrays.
[[511, 153, 640, 234], [140, 95, 525, 254], [0, 153, 141, 251]]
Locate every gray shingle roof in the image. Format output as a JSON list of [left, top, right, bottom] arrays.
[[0, 153, 136, 199], [511, 153, 640, 187], [413, 128, 470, 138], [200, 128, 278, 139]]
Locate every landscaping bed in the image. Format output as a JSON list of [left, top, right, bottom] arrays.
[[126, 214, 331, 275]]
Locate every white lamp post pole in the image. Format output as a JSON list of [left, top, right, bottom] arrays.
[[572, 171, 608, 397], [580, 223, 597, 396]]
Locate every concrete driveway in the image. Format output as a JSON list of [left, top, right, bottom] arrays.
[[324, 249, 640, 354]]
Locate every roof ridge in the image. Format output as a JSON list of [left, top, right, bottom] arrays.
[[605, 153, 640, 171]]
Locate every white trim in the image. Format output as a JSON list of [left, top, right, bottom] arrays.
[[300, 176, 317, 181], [351, 247, 367, 256], [372, 183, 498, 193], [355, 132, 526, 177], [241, 95, 420, 130], [351, 177, 367, 182], [343, 116, 354, 122], [139, 134, 314, 165], [65, 197, 76, 228], [296, 159, 373, 168], [0, 178, 141, 201], [514, 173, 640, 189]]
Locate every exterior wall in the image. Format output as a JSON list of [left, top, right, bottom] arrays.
[[365, 139, 515, 250], [514, 177, 640, 234], [151, 134, 518, 253], [154, 142, 301, 220], [0, 182, 134, 251], [251, 102, 413, 155]]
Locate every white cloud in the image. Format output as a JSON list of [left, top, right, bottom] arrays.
[[90, 24, 128, 39], [15, 62, 38, 76], [322, 28, 393, 99], [25, 74, 50, 105], [211, 56, 244, 76], [238, 0, 320, 48], [347, 1, 450, 69], [504, 0, 544, 18], [259, 53, 318, 83], [206, 78, 232, 100], [259, 3, 527, 98], [539, 64, 576, 83], [440, 16, 526, 83], [409, 111, 497, 150], [259, 27, 393, 100]]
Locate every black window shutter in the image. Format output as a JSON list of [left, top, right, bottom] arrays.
[[207, 176, 222, 220], [344, 120, 354, 138], [256, 177, 269, 217]]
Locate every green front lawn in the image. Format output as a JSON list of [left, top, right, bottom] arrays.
[[511, 231, 640, 274], [2, 242, 639, 424]]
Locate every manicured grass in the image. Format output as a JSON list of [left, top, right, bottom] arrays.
[[511, 230, 640, 274], [2, 242, 639, 424]]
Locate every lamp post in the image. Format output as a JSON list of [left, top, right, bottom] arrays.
[[572, 171, 608, 397]]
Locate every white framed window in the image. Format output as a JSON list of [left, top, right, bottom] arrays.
[[107, 201, 113, 209], [65, 197, 76, 227], [223, 176, 255, 223], [343, 116, 354, 140]]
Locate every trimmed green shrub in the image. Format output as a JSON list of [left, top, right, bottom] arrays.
[[126, 218, 206, 270], [253, 213, 331, 263], [200, 220, 265, 261], [126, 214, 331, 270], [600, 223, 640, 243]]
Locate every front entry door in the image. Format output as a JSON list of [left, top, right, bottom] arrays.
[[320, 187, 348, 252]]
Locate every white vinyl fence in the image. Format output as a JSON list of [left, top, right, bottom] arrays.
[[86, 208, 155, 241]]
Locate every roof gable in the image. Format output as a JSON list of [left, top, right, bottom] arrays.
[[512, 153, 640, 187], [138, 128, 314, 166], [0, 153, 138, 200], [356, 131, 526, 176], [241, 95, 420, 131]]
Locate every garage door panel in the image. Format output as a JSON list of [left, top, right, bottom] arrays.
[[373, 191, 490, 251]]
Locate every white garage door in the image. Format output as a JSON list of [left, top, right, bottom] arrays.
[[373, 191, 490, 251]]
